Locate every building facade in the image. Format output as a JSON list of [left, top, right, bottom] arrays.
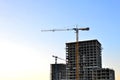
[[66, 39, 115, 80], [51, 64, 66, 80], [93, 68, 115, 80]]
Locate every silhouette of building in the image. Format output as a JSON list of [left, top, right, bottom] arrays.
[[51, 64, 66, 80]]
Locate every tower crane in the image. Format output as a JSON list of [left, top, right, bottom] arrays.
[[41, 27, 89, 80], [52, 55, 65, 64], [52, 55, 65, 80]]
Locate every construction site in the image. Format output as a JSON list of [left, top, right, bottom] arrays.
[[42, 27, 115, 80]]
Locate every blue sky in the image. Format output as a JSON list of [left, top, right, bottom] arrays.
[[0, 0, 120, 80]]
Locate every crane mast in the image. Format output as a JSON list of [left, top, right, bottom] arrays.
[[41, 27, 89, 80]]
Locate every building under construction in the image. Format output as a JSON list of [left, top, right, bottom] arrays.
[[50, 39, 115, 80], [66, 39, 115, 80], [93, 68, 115, 80], [51, 64, 66, 80]]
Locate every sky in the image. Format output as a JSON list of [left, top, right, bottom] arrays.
[[0, 0, 120, 80]]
